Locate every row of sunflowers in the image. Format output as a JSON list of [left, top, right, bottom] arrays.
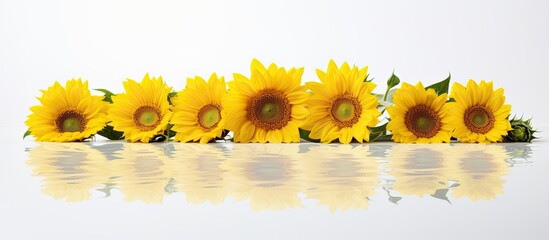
[[25, 59, 536, 143]]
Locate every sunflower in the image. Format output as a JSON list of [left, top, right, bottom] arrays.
[[302, 60, 380, 144], [108, 73, 173, 143], [171, 74, 227, 144], [386, 82, 452, 143], [448, 80, 512, 143], [25, 79, 109, 142], [223, 59, 309, 143]]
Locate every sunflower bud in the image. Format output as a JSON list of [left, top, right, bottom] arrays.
[[504, 117, 537, 142]]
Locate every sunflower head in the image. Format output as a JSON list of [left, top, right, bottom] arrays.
[[504, 116, 537, 142], [302, 60, 380, 144], [223, 59, 309, 143], [448, 80, 512, 143], [387, 82, 452, 143], [25, 79, 109, 142], [171, 73, 227, 144], [108, 73, 173, 143]]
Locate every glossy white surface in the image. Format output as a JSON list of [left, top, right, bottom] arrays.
[[2, 128, 547, 239]]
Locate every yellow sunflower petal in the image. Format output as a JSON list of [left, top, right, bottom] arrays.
[[26, 79, 108, 142], [225, 59, 308, 143], [109, 74, 172, 143], [448, 79, 511, 143], [387, 82, 451, 143], [171, 73, 227, 144], [303, 60, 379, 144]]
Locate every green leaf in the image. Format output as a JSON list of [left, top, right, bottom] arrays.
[[164, 124, 177, 139], [383, 72, 400, 101], [95, 89, 116, 103], [386, 72, 400, 89], [364, 73, 374, 82], [299, 128, 320, 143], [96, 125, 124, 140], [23, 130, 32, 139], [373, 93, 384, 100], [374, 93, 392, 108], [425, 73, 451, 95], [168, 91, 178, 105], [369, 123, 389, 142], [150, 135, 167, 142], [214, 129, 230, 142], [377, 99, 392, 108]]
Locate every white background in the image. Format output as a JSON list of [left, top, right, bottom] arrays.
[[1, 0, 548, 130], [1, 1, 548, 240]]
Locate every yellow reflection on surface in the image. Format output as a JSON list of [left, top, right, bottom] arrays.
[[109, 144, 171, 203], [447, 144, 509, 201], [301, 145, 378, 212], [169, 144, 228, 204], [26, 143, 110, 202], [26, 142, 529, 210], [386, 144, 452, 197], [221, 144, 304, 211]]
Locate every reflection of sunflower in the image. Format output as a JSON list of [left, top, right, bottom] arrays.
[[109, 74, 172, 143], [387, 144, 451, 197], [110, 144, 171, 203], [26, 79, 108, 142], [302, 60, 380, 144], [448, 80, 512, 143], [26, 143, 110, 202], [387, 82, 452, 143], [171, 74, 227, 144], [221, 144, 304, 211], [224, 59, 309, 143], [447, 144, 509, 201], [169, 144, 228, 204], [301, 144, 378, 212]]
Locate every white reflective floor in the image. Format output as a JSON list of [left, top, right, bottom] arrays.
[[2, 127, 547, 240]]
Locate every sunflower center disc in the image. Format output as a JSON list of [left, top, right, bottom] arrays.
[[133, 106, 161, 129], [405, 104, 441, 138], [335, 102, 354, 121], [261, 103, 278, 119], [198, 104, 221, 130], [464, 105, 495, 134], [55, 110, 86, 133], [330, 96, 361, 128], [247, 89, 291, 130]]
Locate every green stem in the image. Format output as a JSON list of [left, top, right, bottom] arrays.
[[383, 87, 390, 102], [379, 88, 392, 115]]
